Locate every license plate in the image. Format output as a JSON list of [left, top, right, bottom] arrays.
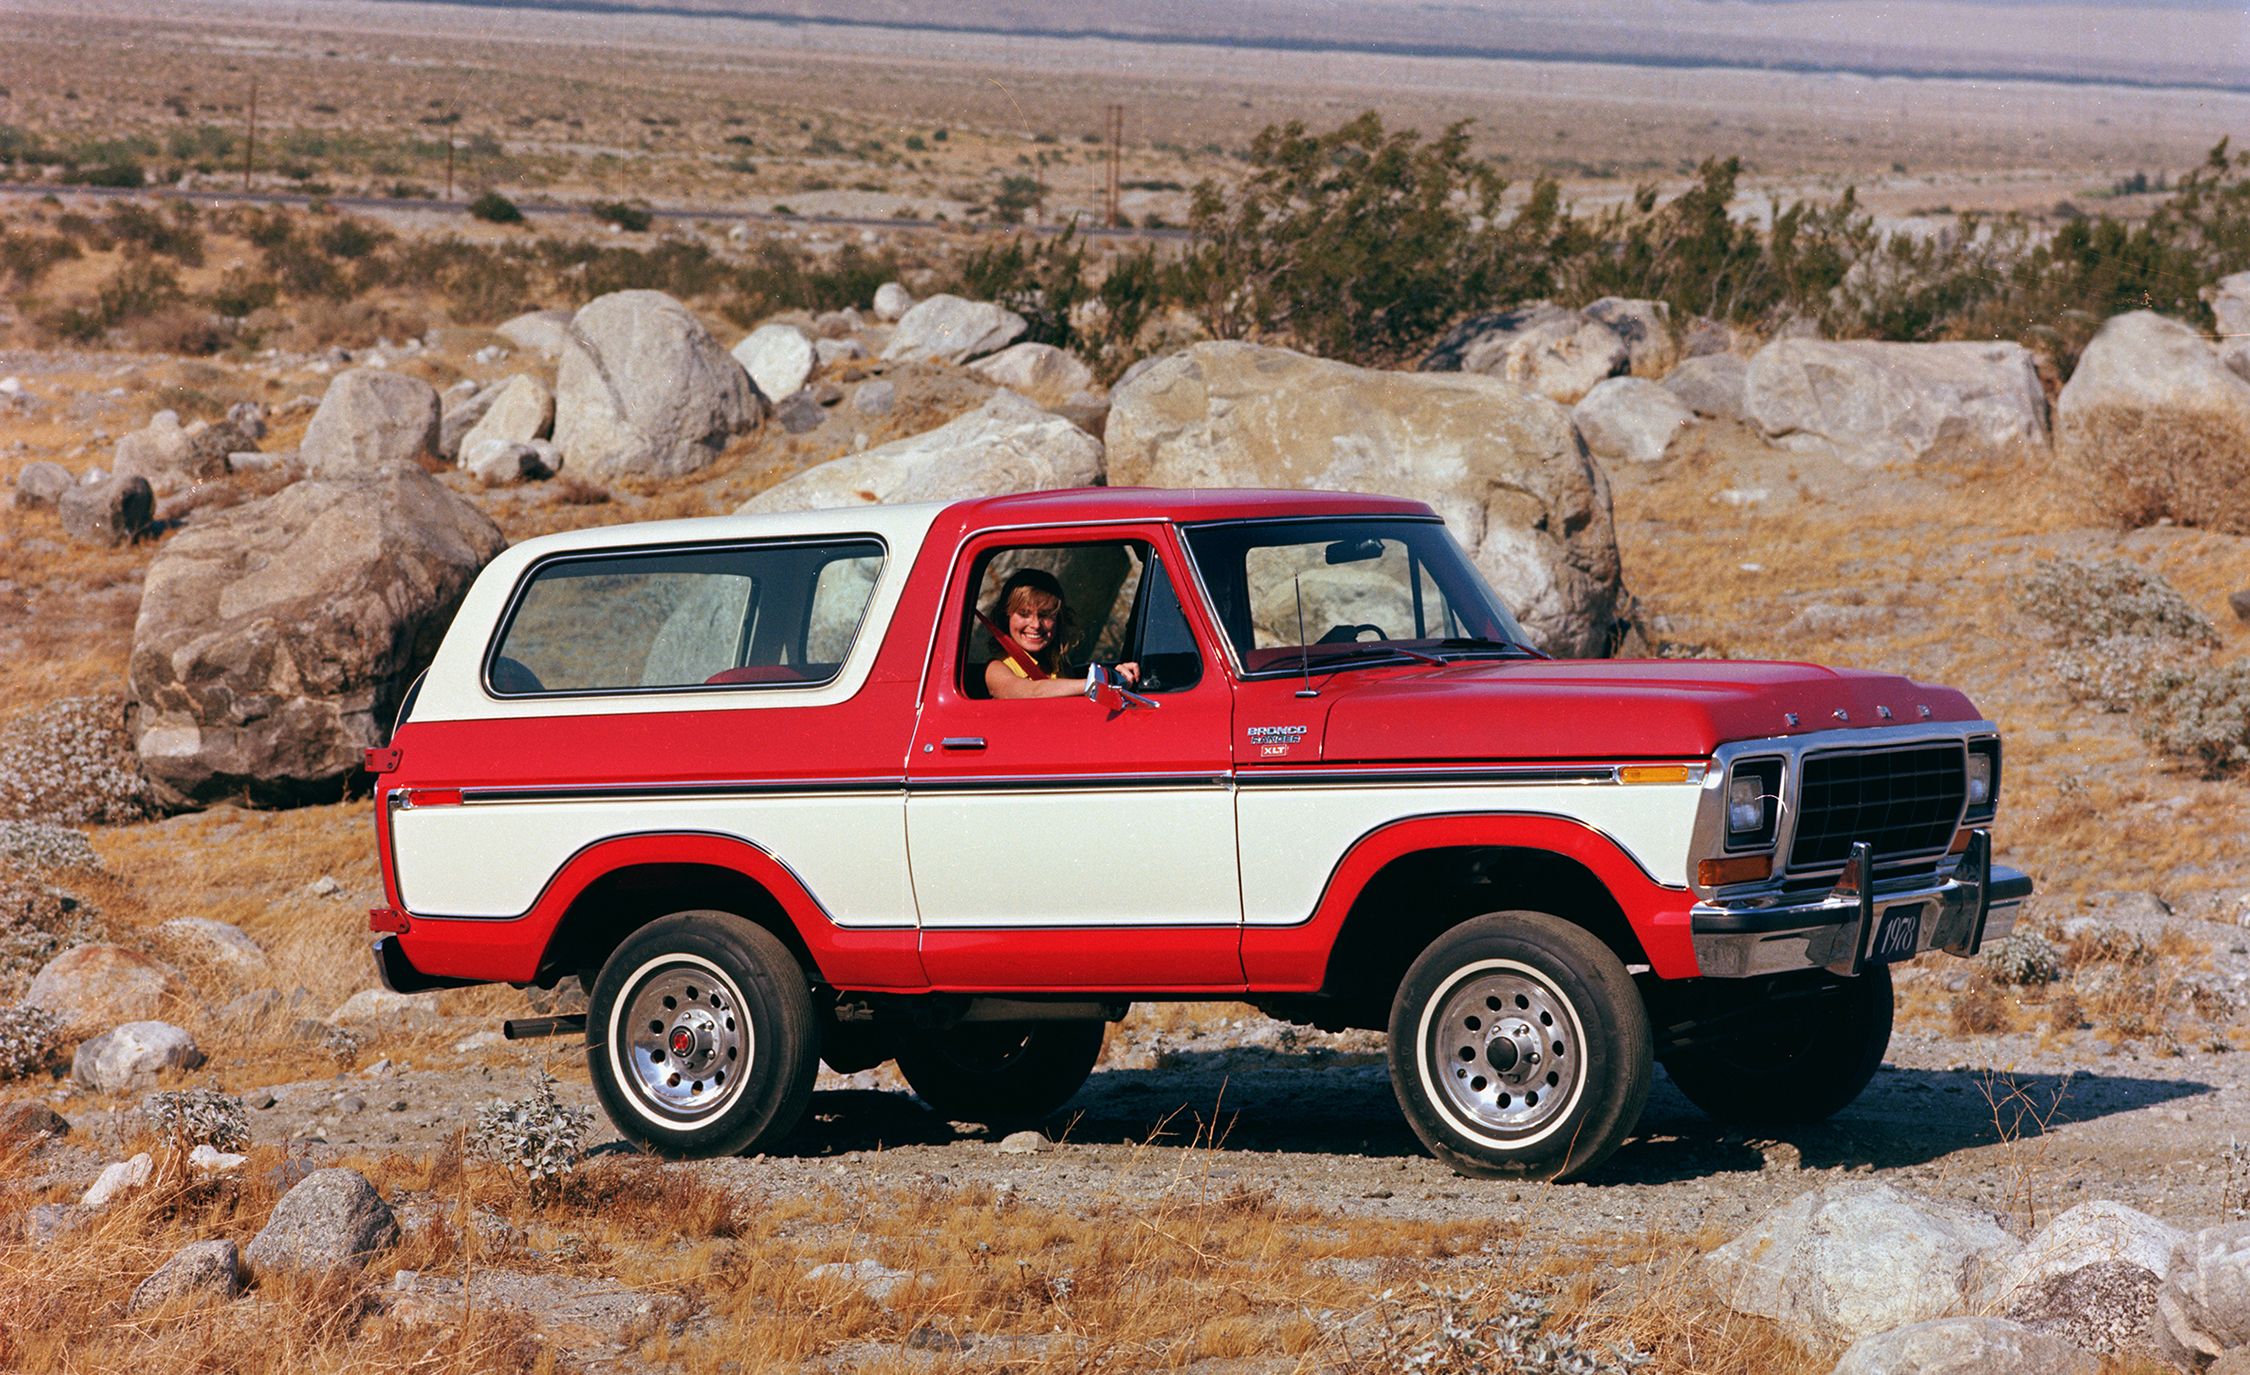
[[1867, 903, 1925, 965]]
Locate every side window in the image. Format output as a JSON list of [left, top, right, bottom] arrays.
[[959, 540, 1204, 698], [489, 539, 883, 696]]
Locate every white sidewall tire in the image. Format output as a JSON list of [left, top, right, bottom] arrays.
[[605, 951, 755, 1131], [1413, 957, 1590, 1152]]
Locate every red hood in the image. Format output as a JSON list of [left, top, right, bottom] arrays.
[[1314, 659, 1983, 763]]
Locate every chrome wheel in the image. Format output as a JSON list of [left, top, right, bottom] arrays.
[[619, 956, 750, 1122], [1421, 960, 1585, 1144]]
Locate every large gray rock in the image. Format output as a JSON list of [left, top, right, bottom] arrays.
[[299, 370, 442, 477], [879, 293, 1027, 365], [741, 390, 1101, 513], [154, 917, 271, 979], [128, 1239, 244, 1314], [114, 412, 254, 493], [1106, 341, 1625, 657], [58, 474, 153, 547], [72, 1021, 203, 1093], [26, 944, 189, 1038], [1702, 1182, 2021, 1343], [245, 1168, 399, 1277], [1663, 353, 1752, 422], [1745, 338, 2048, 461], [1573, 376, 1694, 463], [2204, 271, 2250, 382], [127, 463, 506, 807], [464, 438, 560, 485], [438, 379, 507, 460], [1831, 1317, 2099, 1375], [2156, 1221, 2250, 1369], [13, 460, 72, 509], [2055, 310, 2250, 535], [457, 374, 552, 455], [1981, 1201, 2184, 1310], [1583, 296, 1676, 377], [1423, 302, 1630, 404], [969, 342, 1096, 407], [495, 308, 574, 359], [872, 281, 914, 323], [732, 323, 816, 401], [2007, 1261, 2164, 1357], [553, 289, 760, 480]]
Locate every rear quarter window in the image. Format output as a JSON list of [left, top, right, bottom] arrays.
[[487, 538, 884, 696]]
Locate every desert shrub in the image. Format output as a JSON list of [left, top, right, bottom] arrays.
[[141, 1087, 250, 1150], [317, 215, 389, 260], [1344, 1283, 1649, 1375], [470, 1069, 592, 1200], [590, 200, 652, 232], [560, 238, 729, 300], [121, 303, 229, 356], [2059, 405, 2250, 537], [1983, 931, 2064, 986], [2224, 1139, 2250, 1220], [953, 228, 1088, 349], [0, 872, 98, 999], [104, 201, 203, 266], [259, 230, 349, 300], [65, 159, 145, 188], [991, 174, 1041, 225], [207, 268, 281, 319], [1948, 976, 2013, 1035], [165, 124, 235, 162], [0, 822, 99, 875], [2019, 558, 2215, 645], [2138, 659, 2250, 777], [469, 190, 524, 225], [2051, 634, 2181, 712], [0, 223, 79, 287], [0, 1004, 64, 1080], [727, 239, 902, 324], [0, 696, 162, 825]]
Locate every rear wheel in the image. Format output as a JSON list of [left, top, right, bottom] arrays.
[[896, 1021, 1106, 1126], [1660, 965, 1892, 1125], [587, 911, 819, 1157], [1388, 912, 1652, 1181]]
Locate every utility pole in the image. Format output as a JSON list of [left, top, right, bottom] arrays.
[[1105, 103, 1123, 229], [445, 123, 455, 201], [243, 77, 256, 191]]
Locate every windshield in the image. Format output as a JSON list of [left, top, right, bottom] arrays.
[[1180, 518, 1535, 675]]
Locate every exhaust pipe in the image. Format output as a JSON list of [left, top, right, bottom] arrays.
[[502, 1014, 587, 1040]]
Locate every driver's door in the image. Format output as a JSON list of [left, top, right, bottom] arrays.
[[906, 527, 1243, 988]]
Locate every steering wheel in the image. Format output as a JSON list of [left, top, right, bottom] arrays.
[[1315, 623, 1387, 645]]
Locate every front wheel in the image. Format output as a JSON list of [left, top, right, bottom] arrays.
[[1388, 912, 1652, 1181], [587, 911, 819, 1157], [1659, 964, 1893, 1126], [896, 1021, 1106, 1127]]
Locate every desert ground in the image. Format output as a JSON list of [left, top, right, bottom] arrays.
[[3, 2, 2250, 1371]]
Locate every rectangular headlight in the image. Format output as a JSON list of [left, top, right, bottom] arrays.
[[1723, 757, 1782, 851], [1965, 740, 2000, 818]]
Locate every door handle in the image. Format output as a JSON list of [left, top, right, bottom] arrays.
[[940, 737, 987, 751]]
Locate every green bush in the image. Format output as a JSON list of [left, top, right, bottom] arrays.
[[2139, 660, 2250, 777], [469, 190, 524, 224], [590, 200, 652, 232]]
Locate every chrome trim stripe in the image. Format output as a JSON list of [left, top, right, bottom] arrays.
[[454, 767, 1647, 805], [460, 778, 906, 804], [910, 772, 1233, 794], [1237, 766, 1623, 789]]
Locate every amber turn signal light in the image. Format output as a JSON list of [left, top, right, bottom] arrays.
[[1949, 829, 1973, 854], [1697, 855, 1773, 887]]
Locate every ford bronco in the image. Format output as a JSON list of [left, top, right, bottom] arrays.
[[367, 488, 2029, 1179]]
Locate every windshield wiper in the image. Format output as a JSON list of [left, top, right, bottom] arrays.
[[1298, 643, 1446, 669], [1432, 637, 1547, 660]]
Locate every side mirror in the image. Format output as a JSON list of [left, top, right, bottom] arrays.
[[1085, 663, 1159, 711]]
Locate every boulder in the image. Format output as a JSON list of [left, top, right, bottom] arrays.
[[154, 917, 271, 979], [438, 378, 508, 460], [57, 474, 153, 547], [82, 1152, 153, 1208], [2156, 1221, 2250, 1369], [26, 944, 189, 1038], [2054, 310, 2250, 534], [72, 1021, 203, 1093], [1583, 296, 1676, 376], [244, 1168, 400, 1277], [495, 308, 574, 359], [2203, 271, 2250, 382], [872, 281, 914, 322], [1106, 341, 1625, 657], [112, 412, 252, 493], [12, 460, 72, 509], [1422, 302, 1629, 404], [464, 438, 559, 484], [741, 390, 1100, 513], [2007, 1261, 2164, 1357], [1663, 353, 1753, 422], [969, 342, 1097, 407], [128, 1239, 244, 1315], [458, 374, 553, 455], [1981, 1201, 2184, 1310], [879, 294, 1027, 365], [1831, 1317, 2099, 1375], [553, 289, 760, 480], [1701, 1182, 2020, 1343], [299, 370, 442, 477], [1745, 338, 2048, 461], [1573, 376, 1694, 463], [732, 323, 816, 401], [127, 463, 506, 807]]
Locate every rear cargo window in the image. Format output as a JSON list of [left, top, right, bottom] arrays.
[[487, 539, 884, 697]]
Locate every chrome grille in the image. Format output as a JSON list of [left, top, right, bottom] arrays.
[[1790, 743, 1966, 870]]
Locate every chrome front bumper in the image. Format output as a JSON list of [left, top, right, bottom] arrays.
[[1690, 831, 2032, 979]]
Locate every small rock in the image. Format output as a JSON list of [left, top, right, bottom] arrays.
[[336, 1094, 366, 1115], [244, 1168, 401, 1277], [733, 323, 817, 402], [996, 1130, 1048, 1155], [57, 473, 154, 547], [0, 1101, 70, 1141], [851, 379, 896, 416], [28, 944, 188, 1037], [331, 987, 442, 1028], [2230, 589, 2250, 625], [872, 281, 914, 322], [774, 391, 828, 434], [880, 294, 1026, 365], [128, 1239, 245, 1314], [189, 1144, 248, 1173], [155, 917, 271, 978], [12, 460, 72, 510], [806, 1258, 916, 1302], [27, 1203, 84, 1246], [72, 1021, 204, 1093], [309, 875, 343, 899], [814, 337, 867, 368], [82, 1151, 154, 1208], [465, 437, 558, 484], [457, 373, 554, 455]]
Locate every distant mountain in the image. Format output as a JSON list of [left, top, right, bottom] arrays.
[[360, 0, 2250, 93]]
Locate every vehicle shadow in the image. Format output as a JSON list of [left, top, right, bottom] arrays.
[[775, 1045, 2217, 1185]]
